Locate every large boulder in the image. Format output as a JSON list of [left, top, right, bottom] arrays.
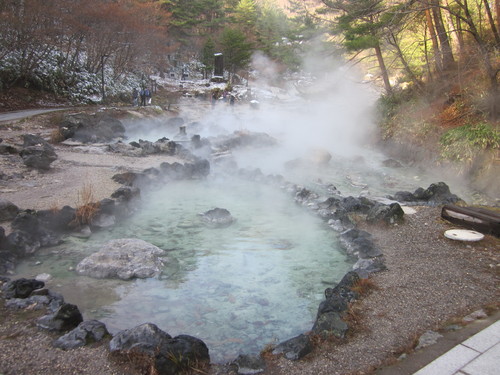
[[155, 335, 210, 375], [109, 323, 172, 356], [1, 278, 45, 299], [366, 202, 405, 225], [391, 182, 461, 206], [37, 303, 83, 332], [199, 208, 236, 228], [0, 199, 19, 221], [19, 134, 57, 170], [110, 323, 210, 375], [53, 320, 109, 350], [76, 238, 166, 280], [272, 334, 312, 361], [59, 113, 125, 143]]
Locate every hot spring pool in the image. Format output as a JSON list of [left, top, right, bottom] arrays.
[[15, 178, 353, 362]]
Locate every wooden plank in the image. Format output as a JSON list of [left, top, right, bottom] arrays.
[[441, 204, 500, 237]]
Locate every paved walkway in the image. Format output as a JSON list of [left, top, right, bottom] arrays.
[[376, 311, 500, 375], [413, 319, 499, 375]]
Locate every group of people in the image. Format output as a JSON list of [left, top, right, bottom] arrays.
[[211, 89, 236, 109], [132, 87, 152, 106]]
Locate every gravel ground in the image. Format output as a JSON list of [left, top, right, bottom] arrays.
[[0, 110, 498, 375]]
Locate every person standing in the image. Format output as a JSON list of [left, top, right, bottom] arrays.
[[140, 88, 146, 106], [132, 88, 138, 106]]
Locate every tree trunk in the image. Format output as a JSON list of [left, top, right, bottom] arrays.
[[374, 42, 392, 94], [388, 31, 424, 90], [496, 0, 500, 33], [483, 0, 500, 46], [425, 3, 442, 73], [454, 0, 499, 118], [430, 0, 455, 71]]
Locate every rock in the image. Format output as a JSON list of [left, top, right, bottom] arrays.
[[382, 158, 404, 168], [353, 257, 387, 276], [110, 323, 172, 356], [463, 309, 488, 322], [90, 213, 115, 229], [340, 229, 382, 259], [112, 171, 140, 186], [307, 148, 332, 165], [325, 271, 360, 302], [5, 295, 51, 310], [76, 238, 165, 280], [37, 303, 83, 332], [111, 186, 140, 201], [0, 142, 18, 154], [316, 293, 349, 317], [37, 206, 76, 232], [19, 134, 57, 170], [415, 330, 443, 350], [366, 203, 405, 225], [155, 335, 210, 375], [2, 278, 45, 298], [59, 113, 125, 143], [231, 354, 266, 374], [312, 311, 348, 338], [53, 320, 109, 350], [391, 182, 461, 206], [214, 131, 277, 151], [199, 208, 236, 228], [0, 199, 19, 221], [272, 334, 312, 361], [35, 273, 52, 282]]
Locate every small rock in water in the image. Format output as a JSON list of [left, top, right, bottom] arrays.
[[415, 330, 443, 350], [463, 309, 488, 323], [35, 273, 52, 282]]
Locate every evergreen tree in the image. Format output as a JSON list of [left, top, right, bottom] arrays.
[[220, 27, 253, 81]]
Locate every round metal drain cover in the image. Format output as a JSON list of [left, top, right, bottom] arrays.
[[444, 229, 485, 242]]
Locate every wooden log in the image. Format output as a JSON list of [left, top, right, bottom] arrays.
[[441, 204, 500, 237]]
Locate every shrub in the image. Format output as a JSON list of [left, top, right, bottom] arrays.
[[439, 123, 500, 164]]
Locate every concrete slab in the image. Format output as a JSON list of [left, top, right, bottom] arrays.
[[462, 320, 500, 352], [412, 344, 479, 375], [460, 342, 500, 375]]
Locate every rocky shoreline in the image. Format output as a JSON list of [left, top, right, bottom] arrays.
[[1, 108, 498, 375]]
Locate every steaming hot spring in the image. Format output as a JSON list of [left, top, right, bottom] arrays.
[[13, 75, 465, 363]]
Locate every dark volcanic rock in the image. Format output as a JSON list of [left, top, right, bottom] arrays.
[[231, 354, 266, 373], [111, 186, 140, 201], [155, 335, 210, 375], [37, 303, 83, 332], [2, 278, 45, 299], [20, 134, 57, 170], [272, 334, 312, 361], [59, 113, 125, 143], [391, 182, 461, 206], [53, 320, 109, 350], [366, 202, 405, 225], [109, 323, 172, 356], [312, 311, 349, 338], [0, 199, 19, 221]]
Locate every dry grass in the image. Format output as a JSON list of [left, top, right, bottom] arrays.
[[70, 182, 100, 227], [351, 277, 378, 296], [49, 128, 65, 144]]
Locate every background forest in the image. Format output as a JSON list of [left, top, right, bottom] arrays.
[[0, 0, 499, 195]]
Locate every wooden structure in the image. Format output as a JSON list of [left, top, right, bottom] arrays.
[[441, 204, 500, 237]]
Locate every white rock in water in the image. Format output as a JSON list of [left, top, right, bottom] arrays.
[[76, 238, 166, 280], [36, 273, 52, 282]]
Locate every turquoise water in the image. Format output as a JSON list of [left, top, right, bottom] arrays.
[[15, 178, 353, 362]]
